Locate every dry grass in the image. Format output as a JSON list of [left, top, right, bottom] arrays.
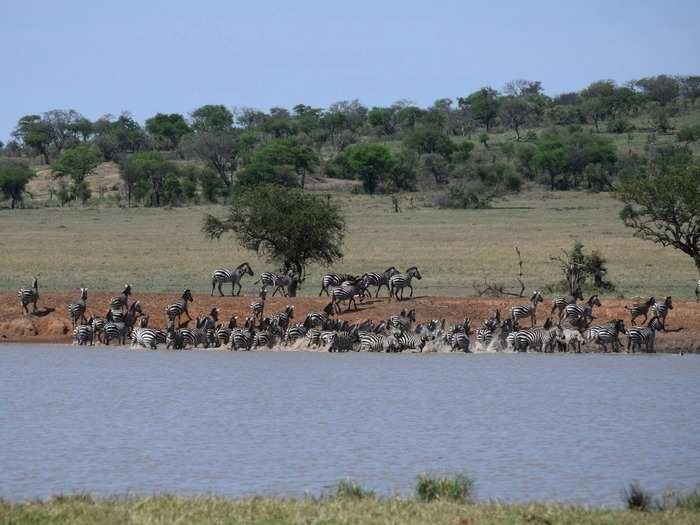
[[2, 190, 696, 299]]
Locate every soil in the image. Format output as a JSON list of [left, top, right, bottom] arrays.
[[1, 291, 698, 353]]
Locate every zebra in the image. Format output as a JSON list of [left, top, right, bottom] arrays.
[[330, 279, 367, 313], [73, 318, 94, 346], [319, 273, 356, 296], [585, 319, 626, 352], [91, 316, 108, 343], [512, 321, 560, 353], [474, 311, 501, 351], [651, 296, 673, 330], [388, 308, 416, 332], [285, 323, 309, 344], [304, 302, 335, 329], [395, 332, 429, 352], [110, 284, 132, 312], [131, 327, 159, 349], [181, 318, 210, 348], [68, 288, 89, 327], [359, 332, 397, 352], [272, 271, 301, 298], [363, 267, 400, 298], [104, 301, 142, 345], [511, 291, 544, 327], [269, 305, 294, 333], [211, 262, 254, 296], [696, 280, 700, 303], [389, 267, 422, 301], [18, 276, 39, 314], [550, 287, 583, 318], [328, 328, 360, 352], [230, 325, 254, 351], [200, 308, 220, 330], [249, 288, 267, 323], [626, 316, 663, 353], [252, 329, 276, 349], [446, 327, 470, 353], [166, 289, 194, 326], [255, 271, 279, 289], [625, 297, 655, 326], [564, 295, 601, 326], [558, 326, 585, 353]]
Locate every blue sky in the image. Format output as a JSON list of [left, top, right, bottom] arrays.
[[1, 0, 699, 141]]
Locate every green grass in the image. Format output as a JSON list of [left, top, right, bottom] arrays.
[[415, 473, 474, 503], [1, 493, 699, 525], [1, 189, 697, 299]]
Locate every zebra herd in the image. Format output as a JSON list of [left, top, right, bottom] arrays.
[[12, 273, 691, 353]]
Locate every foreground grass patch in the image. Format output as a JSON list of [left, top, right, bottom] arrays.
[[415, 473, 474, 503]]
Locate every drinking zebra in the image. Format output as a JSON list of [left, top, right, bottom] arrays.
[[626, 316, 663, 353], [211, 262, 254, 296], [363, 267, 399, 298], [110, 284, 132, 312], [166, 289, 194, 326], [18, 276, 39, 314], [564, 295, 601, 326], [625, 297, 655, 326], [389, 267, 422, 301], [68, 288, 89, 327], [319, 273, 356, 296], [330, 279, 367, 313], [651, 296, 673, 330], [585, 319, 626, 352], [550, 287, 583, 318], [511, 291, 544, 327], [73, 319, 94, 346]]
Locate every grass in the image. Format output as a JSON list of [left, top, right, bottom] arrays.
[[1, 190, 697, 299], [2, 492, 699, 525], [415, 473, 474, 503], [623, 482, 656, 511]]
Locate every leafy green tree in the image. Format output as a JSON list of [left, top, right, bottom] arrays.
[[458, 87, 500, 131], [616, 160, 700, 274], [119, 151, 176, 207], [580, 80, 616, 131], [191, 104, 234, 132], [199, 167, 222, 202], [43, 109, 84, 154], [180, 130, 239, 187], [533, 137, 566, 190], [70, 117, 94, 142], [0, 161, 34, 208], [163, 173, 184, 204], [247, 138, 318, 188], [237, 162, 298, 188], [51, 145, 102, 204], [403, 126, 455, 158], [634, 75, 680, 106], [13, 115, 52, 163], [146, 113, 191, 149], [499, 97, 533, 140], [451, 141, 475, 163], [344, 144, 396, 194], [368, 107, 397, 137], [203, 184, 345, 285], [678, 124, 700, 144]]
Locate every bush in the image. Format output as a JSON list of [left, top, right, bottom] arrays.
[[237, 161, 298, 188], [434, 182, 494, 209], [333, 479, 375, 500], [607, 119, 633, 134], [415, 473, 474, 503], [668, 484, 700, 511], [623, 482, 655, 511]]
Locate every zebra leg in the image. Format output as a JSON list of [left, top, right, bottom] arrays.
[[408, 284, 414, 298], [233, 282, 239, 296]]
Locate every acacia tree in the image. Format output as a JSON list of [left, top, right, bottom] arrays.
[[458, 87, 500, 132], [0, 161, 34, 208], [13, 115, 52, 163], [203, 184, 345, 290], [52, 145, 102, 204], [616, 161, 700, 274]]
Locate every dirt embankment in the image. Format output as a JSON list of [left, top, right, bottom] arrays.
[[1, 291, 699, 352]]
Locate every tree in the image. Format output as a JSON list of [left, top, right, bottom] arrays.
[[119, 151, 176, 207], [203, 184, 345, 286], [403, 126, 455, 158], [367, 107, 396, 137], [499, 97, 532, 140], [344, 144, 396, 194], [616, 160, 700, 274], [581, 80, 616, 132], [458, 87, 500, 131], [532, 136, 566, 190], [0, 160, 34, 208], [246, 138, 318, 189], [634, 75, 680, 106], [146, 113, 191, 149], [180, 130, 239, 187], [678, 124, 700, 145], [43, 109, 84, 154], [13, 115, 52, 163], [191, 104, 234, 132], [51, 145, 102, 204]]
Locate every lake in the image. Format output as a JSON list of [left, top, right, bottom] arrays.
[[1, 344, 698, 506]]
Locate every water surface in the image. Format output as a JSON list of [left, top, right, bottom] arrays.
[[1, 344, 698, 506]]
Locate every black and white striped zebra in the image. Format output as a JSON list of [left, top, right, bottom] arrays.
[[211, 262, 254, 296], [395, 332, 428, 352], [512, 322, 560, 353], [200, 308, 220, 330], [270, 271, 300, 297], [131, 327, 159, 349], [104, 301, 142, 345], [73, 319, 94, 346], [327, 328, 360, 352], [550, 287, 583, 318], [319, 273, 356, 296], [359, 332, 397, 352], [230, 326, 254, 351], [252, 330, 275, 349], [363, 267, 399, 298], [255, 271, 279, 289], [696, 280, 700, 303], [625, 297, 655, 326], [330, 279, 367, 313], [651, 296, 673, 330], [445, 328, 470, 352], [389, 267, 422, 301], [17, 276, 39, 314], [269, 305, 295, 333], [249, 288, 267, 323], [68, 288, 89, 327], [388, 308, 416, 332], [510, 291, 543, 327], [109, 284, 132, 312], [90, 316, 107, 343], [474, 311, 501, 350], [626, 316, 663, 353], [304, 302, 335, 329], [284, 323, 309, 344], [564, 295, 601, 326], [585, 319, 626, 352], [166, 289, 194, 326]]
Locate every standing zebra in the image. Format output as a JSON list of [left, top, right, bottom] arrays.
[[104, 301, 143, 345], [249, 288, 267, 323], [304, 302, 335, 329], [271, 271, 300, 297], [319, 273, 356, 296], [388, 308, 416, 331], [166, 289, 194, 326], [585, 319, 626, 352], [68, 288, 89, 327], [330, 279, 367, 313], [651, 296, 673, 330], [269, 305, 294, 332], [550, 287, 583, 319], [512, 320, 560, 353], [18, 276, 39, 314], [626, 316, 663, 353], [511, 291, 544, 327], [363, 267, 399, 298], [389, 267, 422, 301], [625, 297, 655, 326], [395, 332, 429, 352], [211, 262, 254, 296], [73, 318, 94, 346], [564, 295, 601, 326], [110, 284, 132, 312]]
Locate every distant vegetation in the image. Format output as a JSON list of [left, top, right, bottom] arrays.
[[1, 74, 699, 211]]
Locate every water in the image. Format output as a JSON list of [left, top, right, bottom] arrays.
[[1, 344, 699, 506]]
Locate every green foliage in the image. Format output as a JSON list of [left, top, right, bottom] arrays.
[[435, 181, 494, 209], [13, 114, 52, 163], [415, 473, 474, 503], [634, 75, 680, 106], [179, 130, 239, 187], [0, 160, 34, 208], [677, 124, 700, 144], [624, 482, 655, 511], [246, 138, 318, 188], [451, 141, 475, 163], [458, 87, 500, 131], [190, 104, 233, 132], [402, 126, 455, 158], [344, 143, 396, 194], [145, 113, 191, 149], [199, 167, 221, 202], [333, 479, 375, 500], [52, 145, 102, 182], [203, 184, 345, 279], [119, 151, 177, 207], [237, 162, 298, 188]]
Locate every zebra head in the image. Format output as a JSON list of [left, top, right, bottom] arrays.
[[123, 284, 132, 296], [588, 295, 602, 307], [238, 262, 254, 276], [573, 287, 584, 301], [131, 301, 143, 315], [664, 296, 673, 309], [140, 315, 149, 328], [406, 266, 422, 280], [531, 290, 543, 304], [285, 305, 295, 318], [462, 317, 471, 334], [79, 287, 88, 300], [228, 315, 238, 329], [384, 266, 399, 277], [32, 276, 39, 290], [183, 289, 194, 303]]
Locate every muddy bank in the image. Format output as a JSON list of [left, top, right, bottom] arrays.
[[1, 291, 699, 353]]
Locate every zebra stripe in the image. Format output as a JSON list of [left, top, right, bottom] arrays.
[[389, 267, 422, 301], [696, 280, 700, 303], [73, 322, 94, 346], [68, 288, 88, 327], [230, 328, 254, 351], [285, 323, 309, 344], [166, 289, 194, 325], [625, 297, 655, 326], [395, 332, 428, 352], [626, 317, 662, 353], [330, 280, 366, 313], [388, 308, 416, 332], [550, 288, 583, 318], [510, 291, 543, 326], [109, 284, 131, 312], [585, 320, 626, 352], [255, 271, 279, 289], [319, 273, 356, 296], [17, 277, 39, 314], [564, 295, 601, 325], [363, 267, 399, 298], [651, 297, 673, 328], [211, 262, 254, 296], [131, 327, 159, 349]]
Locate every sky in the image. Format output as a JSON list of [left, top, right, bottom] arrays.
[[1, 0, 699, 141]]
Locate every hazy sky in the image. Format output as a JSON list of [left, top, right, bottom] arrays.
[[2, 0, 699, 141]]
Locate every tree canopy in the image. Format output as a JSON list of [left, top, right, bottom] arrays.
[[0, 160, 34, 208]]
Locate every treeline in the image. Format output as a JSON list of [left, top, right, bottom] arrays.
[[1, 74, 700, 208]]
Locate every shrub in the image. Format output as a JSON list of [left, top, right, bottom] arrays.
[[333, 479, 375, 500], [607, 119, 633, 134], [415, 473, 474, 503], [623, 482, 655, 511], [434, 182, 493, 209], [668, 484, 700, 511]]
